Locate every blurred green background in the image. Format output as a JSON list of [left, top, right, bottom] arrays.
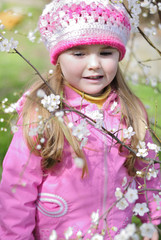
[[0, 0, 51, 176], [0, 1, 161, 236]]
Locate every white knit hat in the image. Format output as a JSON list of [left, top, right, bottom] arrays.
[[39, 0, 131, 65]]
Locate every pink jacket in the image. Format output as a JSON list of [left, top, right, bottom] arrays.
[[0, 86, 161, 240]]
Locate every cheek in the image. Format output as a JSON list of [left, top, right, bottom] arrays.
[[105, 61, 118, 77], [62, 63, 83, 78]]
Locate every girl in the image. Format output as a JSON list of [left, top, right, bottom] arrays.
[[0, 0, 160, 239]]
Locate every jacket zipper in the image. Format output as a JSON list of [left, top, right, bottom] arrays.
[[102, 115, 108, 231]]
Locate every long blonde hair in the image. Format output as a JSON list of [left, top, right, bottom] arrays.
[[22, 64, 148, 177]]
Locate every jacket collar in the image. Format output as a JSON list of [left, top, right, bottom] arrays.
[[64, 85, 119, 112]]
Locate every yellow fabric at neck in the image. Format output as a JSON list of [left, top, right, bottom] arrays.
[[66, 83, 111, 108]]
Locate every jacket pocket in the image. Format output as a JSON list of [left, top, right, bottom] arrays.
[[36, 193, 68, 218]]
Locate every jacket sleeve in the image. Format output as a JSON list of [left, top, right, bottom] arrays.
[[0, 116, 43, 240], [135, 130, 161, 225]]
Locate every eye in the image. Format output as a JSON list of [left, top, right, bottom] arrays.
[[100, 51, 113, 56], [72, 51, 85, 57]]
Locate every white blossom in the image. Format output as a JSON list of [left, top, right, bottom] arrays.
[[91, 209, 99, 225], [0, 37, 18, 52], [94, 119, 104, 129], [115, 224, 136, 240], [125, 224, 136, 238], [72, 119, 90, 142], [86, 110, 103, 129], [64, 227, 73, 240], [147, 142, 161, 153], [158, 2, 161, 11], [41, 94, 60, 112], [10, 37, 19, 49], [68, 122, 74, 129], [122, 177, 127, 187], [116, 198, 129, 210], [49, 230, 57, 240], [125, 188, 138, 203], [74, 157, 84, 168], [11, 125, 19, 134], [4, 103, 17, 113], [55, 111, 64, 122], [29, 123, 44, 137], [91, 233, 104, 240], [123, 126, 135, 139], [115, 188, 123, 200], [144, 26, 157, 37], [29, 127, 38, 137], [137, 141, 146, 149], [40, 138, 45, 144], [141, 0, 150, 8], [76, 230, 83, 238], [27, 31, 36, 42], [132, 234, 140, 240], [149, 3, 157, 14], [136, 148, 148, 158], [133, 203, 149, 216], [36, 144, 42, 150], [153, 193, 161, 207], [128, 0, 141, 32], [49, 69, 54, 75], [147, 167, 159, 180], [140, 223, 156, 238], [114, 229, 128, 240], [142, 12, 148, 17], [86, 110, 103, 120], [2, 98, 8, 104], [136, 141, 148, 158], [0, 38, 11, 52], [130, 16, 139, 32], [37, 89, 46, 98]]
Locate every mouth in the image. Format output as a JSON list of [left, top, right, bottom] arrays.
[[83, 75, 103, 80]]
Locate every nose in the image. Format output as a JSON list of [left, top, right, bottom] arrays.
[[87, 54, 101, 70]]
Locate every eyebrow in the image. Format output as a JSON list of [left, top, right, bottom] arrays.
[[68, 46, 86, 51], [68, 46, 115, 51]]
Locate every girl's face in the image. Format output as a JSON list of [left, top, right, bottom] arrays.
[[59, 44, 119, 96]]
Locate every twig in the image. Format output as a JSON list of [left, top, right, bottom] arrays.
[[122, 3, 161, 57], [13, 48, 161, 165]]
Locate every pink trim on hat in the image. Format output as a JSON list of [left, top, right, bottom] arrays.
[[50, 38, 126, 65], [39, 1, 131, 65]]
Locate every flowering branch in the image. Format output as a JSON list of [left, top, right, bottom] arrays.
[[122, 2, 161, 57], [3, 46, 160, 166]]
